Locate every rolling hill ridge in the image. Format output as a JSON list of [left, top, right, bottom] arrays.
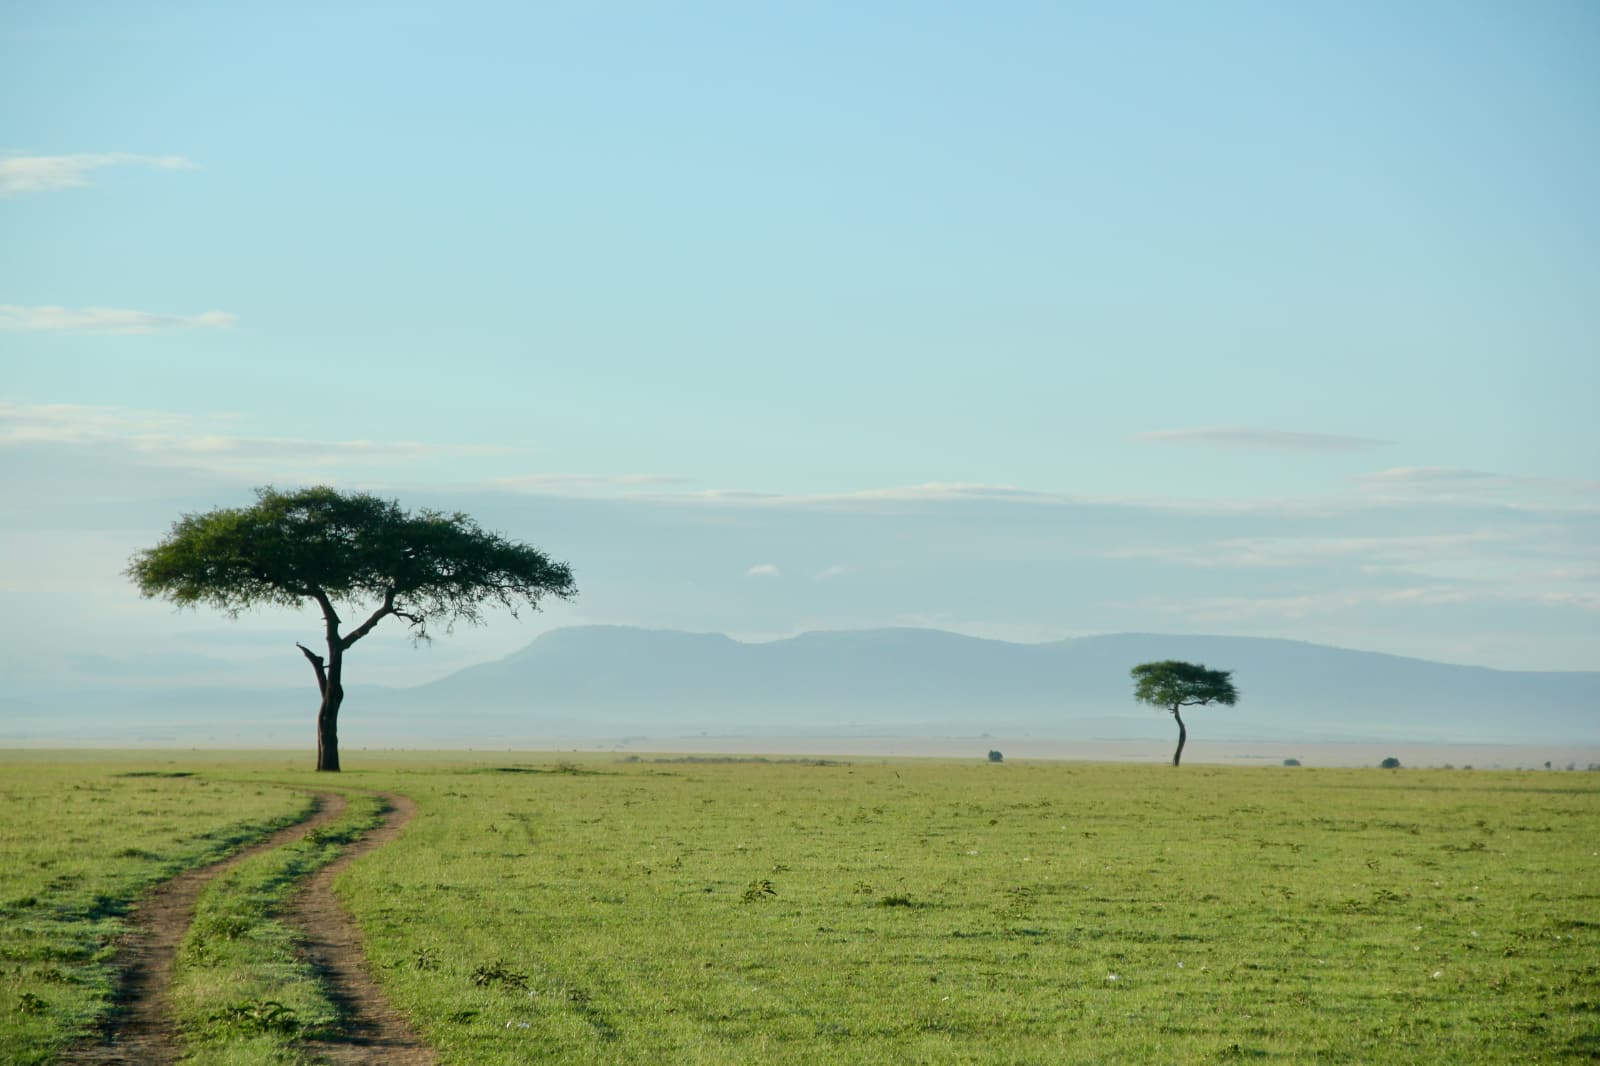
[[387, 626, 1597, 743]]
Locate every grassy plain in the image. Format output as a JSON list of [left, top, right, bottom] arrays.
[[337, 756, 1600, 1064], [0, 756, 314, 1063], [2, 752, 1597, 1064]]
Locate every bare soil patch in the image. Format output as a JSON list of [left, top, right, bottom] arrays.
[[65, 792, 348, 1065], [291, 792, 437, 1065]]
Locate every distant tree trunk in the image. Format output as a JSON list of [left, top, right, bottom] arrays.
[[1171, 704, 1187, 767]]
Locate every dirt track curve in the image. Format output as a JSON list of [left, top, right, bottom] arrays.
[[64, 792, 348, 1064], [64, 789, 436, 1065], [290, 792, 437, 1064]]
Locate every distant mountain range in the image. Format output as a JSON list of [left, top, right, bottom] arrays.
[[6, 626, 1596, 745], [383, 626, 1596, 743]]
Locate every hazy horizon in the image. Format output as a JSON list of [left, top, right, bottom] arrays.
[[7, 738, 1598, 774]]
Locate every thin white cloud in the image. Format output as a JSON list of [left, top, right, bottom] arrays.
[[658, 476, 1599, 521], [0, 401, 515, 475], [0, 305, 236, 334], [745, 563, 782, 578], [693, 482, 1072, 508], [813, 566, 850, 580], [1128, 588, 1473, 625], [694, 489, 785, 501], [666, 482, 1397, 521], [1355, 466, 1600, 498], [1127, 583, 1600, 624], [1103, 531, 1515, 571], [0, 401, 224, 443], [1538, 590, 1600, 610], [0, 152, 194, 196], [1358, 466, 1493, 485], [494, 473, 691, 492], [1537, 567, 1600, 582], [1134, 426, 1392, 452]]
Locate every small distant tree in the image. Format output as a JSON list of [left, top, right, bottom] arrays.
[[1282, 758, 1301, 767], [987, 750, 1004, 763], [128, 486, 577, 772], [1380, 757, 1402, 769], [1131, 660, 1239, 767]]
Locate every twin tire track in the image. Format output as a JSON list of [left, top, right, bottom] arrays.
[[66, 790, 435, 1065]]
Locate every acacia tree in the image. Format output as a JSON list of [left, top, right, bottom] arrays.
[[128, 486, 577, 771], [1131, 659, 1239, 767]]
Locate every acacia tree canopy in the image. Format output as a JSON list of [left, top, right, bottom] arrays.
[[128, 486, 577, 770], [1131, 659, 1238, 767]]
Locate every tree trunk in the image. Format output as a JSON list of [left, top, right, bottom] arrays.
[[301, 594, 348, 773], [316, 680, 343, 772], [317, 651, 344, 772], [1171, 705, 1187, 767], [298, 635, 343, 772]]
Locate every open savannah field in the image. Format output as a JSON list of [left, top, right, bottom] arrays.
[[2, 750, 1597, 1064]]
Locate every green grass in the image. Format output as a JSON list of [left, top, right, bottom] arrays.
[[0, 758, 315, 1064], [171, 789, 387, 1065], [334, 757, 1600, 1064], [4, 753, 1597, 1063]]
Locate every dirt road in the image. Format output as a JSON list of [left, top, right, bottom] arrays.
[[64, 790, 436, 1065]]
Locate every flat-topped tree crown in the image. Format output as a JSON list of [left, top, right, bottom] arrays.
[[1131, 659, 1239, 767], [128, 486, 576, 771]]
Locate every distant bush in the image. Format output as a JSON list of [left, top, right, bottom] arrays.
[[987, 750, 1004, 763], [1282, 758, 1301, 767], [1380, 757, 1401, 770]]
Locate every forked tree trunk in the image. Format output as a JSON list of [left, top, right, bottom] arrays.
[[1171, 705, 1187, 767], [299, 640, 343, 772]]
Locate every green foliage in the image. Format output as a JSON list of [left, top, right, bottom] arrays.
[[127, 485, 576, 640], [1381, 757, 1403, 769], [200, 999, 298, 1037], [1130, 659, 1239, 713], [740, 879, 778, 903], [471, 961, 532, 989]]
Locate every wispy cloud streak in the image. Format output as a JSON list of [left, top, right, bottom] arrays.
[[1103, 531, 1516, 570], [1355, 467, 1600, 498], [1134, 426, 1391, 452], [0, 401, 515, 473], [0, 152, 194, 196], [494, 473, 691, 491], [1128, 585, 1600, 622], [0, 305, 236, 334]]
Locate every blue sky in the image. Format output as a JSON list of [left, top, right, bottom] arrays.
[[3, 1, 1596, 692]]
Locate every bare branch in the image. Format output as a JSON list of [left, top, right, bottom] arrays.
[[340, 587, 395, 650], [296, 642, 328, 696]]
